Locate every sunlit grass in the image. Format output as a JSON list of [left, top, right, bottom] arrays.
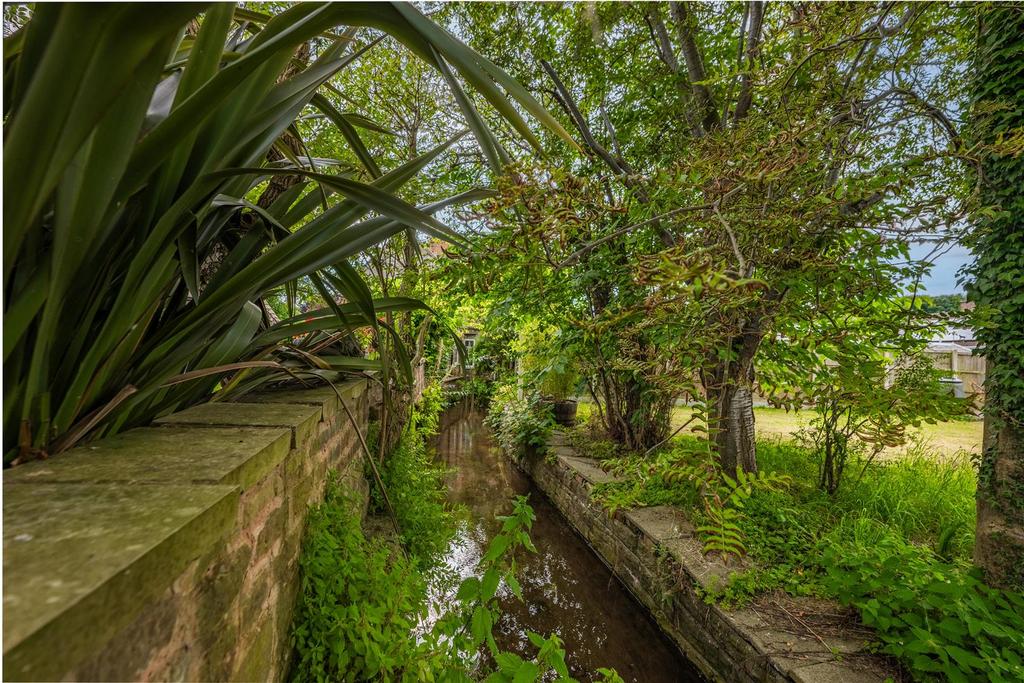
[[576, 400, 982, 459]]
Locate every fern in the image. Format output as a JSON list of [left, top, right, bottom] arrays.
[[659, 448, 790, 560]]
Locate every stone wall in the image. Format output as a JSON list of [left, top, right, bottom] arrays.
[[518, 433, 891, 683], [3, 381, 371, 682]]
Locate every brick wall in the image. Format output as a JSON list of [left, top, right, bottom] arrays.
[[3, 381, 371, 682]]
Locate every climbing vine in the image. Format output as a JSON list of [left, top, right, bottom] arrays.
[[967, 4, 1024, 533]]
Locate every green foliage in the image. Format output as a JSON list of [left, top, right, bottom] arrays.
[[515, 320, 580, 401], [3, 2, 569, 463], [449, 1, 975, 471], [291, 482, 609, 682], [371, 383, 457, 564], [693, 467, 792, 559], [485, 382, 555, 456], [471, 165, 678, 452], [593, 438, 789, 558], [591, 432, 1019, 678], [791, 354, 963, 494], [917, 294, 966, 315], [590, 453, 701, 516], [822, 534, 1024, 682], [290, 480, 428, 681], [837, 447, 977, 559], [441, 377, 495, 410]]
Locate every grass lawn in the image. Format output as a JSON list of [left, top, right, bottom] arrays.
[[578, 402, 983, 459]]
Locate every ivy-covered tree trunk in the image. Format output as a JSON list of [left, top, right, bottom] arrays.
[[969, 3, 1024, 591]]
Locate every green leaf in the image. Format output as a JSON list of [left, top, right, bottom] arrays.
[[481, 568, 501, 602]]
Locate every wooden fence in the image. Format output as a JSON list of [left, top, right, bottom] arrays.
[[924, 349, 986, 397]]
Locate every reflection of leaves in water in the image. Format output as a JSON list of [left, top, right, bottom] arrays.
[[433, 408, 699, 683]]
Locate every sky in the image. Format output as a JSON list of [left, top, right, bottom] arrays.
[[909, 241, 974, 295]]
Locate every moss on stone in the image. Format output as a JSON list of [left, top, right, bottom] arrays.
[[243, 380, 367, 423], [156, 402, 321, 449], [233, 619, 276, 682], [3, 483, 238, 681], [4, 426, 290, 490]]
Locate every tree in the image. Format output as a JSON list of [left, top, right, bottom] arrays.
[[445, 3, 972, 475], [968, 2, 1024, 591], [460, 167, 661, 451], [637, 2, 971, 473]]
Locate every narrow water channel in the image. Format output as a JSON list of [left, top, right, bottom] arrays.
[[429, 402, 703, 682]]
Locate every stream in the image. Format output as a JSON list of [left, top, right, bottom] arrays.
[[428, 402, 703, 682]]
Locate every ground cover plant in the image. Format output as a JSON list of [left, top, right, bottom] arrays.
[[292, 479, 587, 682], [370, 382, 460, 565]]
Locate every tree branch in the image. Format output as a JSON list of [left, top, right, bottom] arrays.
[[669, 1, 721, 132], [732, 1, 766, 123], [645, 5, 704, 138], [540, 59, 629, 175]]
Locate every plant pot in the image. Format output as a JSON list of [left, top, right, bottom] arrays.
[[550, 399, 578, 427]]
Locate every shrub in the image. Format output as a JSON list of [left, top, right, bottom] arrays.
[[485, 382, 554, 456], [290, 480, 427, 681], [441, 376, 495, 409]]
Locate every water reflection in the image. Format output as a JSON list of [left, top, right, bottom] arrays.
[[429, 403, 703, 683]]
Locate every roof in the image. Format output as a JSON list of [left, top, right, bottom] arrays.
[[927, 341, 973, 354]]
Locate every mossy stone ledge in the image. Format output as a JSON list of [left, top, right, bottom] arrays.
[[2, 380, 370, 681], [155, 401, 321, 449], [2, 483, 238, 682]]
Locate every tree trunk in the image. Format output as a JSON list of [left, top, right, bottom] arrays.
[[975, 413, 1024, 589], [703, 324, 761, 473], [721, 384, 757, 473], [970, 4, 1024, 591], [706, 378, 757, 474]]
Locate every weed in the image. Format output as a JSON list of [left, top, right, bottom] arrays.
[[371, 384, 458, 565], [485, 382, 555, 457]]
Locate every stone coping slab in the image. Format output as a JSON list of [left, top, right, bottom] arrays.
[[4, 426, 290, 490], [558, 454, 623, 485], [622, 505, 694, 541], [243, 379, 367, 421], [155, 401, 321, 448], [2, 483, 238, 681]]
